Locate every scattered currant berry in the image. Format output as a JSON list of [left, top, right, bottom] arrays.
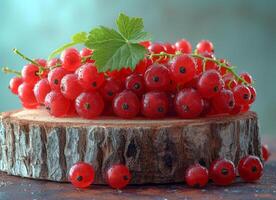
[[80, 47, 94, 63], [107, 164, 131, 189], [21, 64, 40, 85], [248, 86, 256, 104], [69, 162, 95, 188], [139, 40, 151, 48], [174, 39, 192, 54], [163, 42, 176, 54], [47, 67, 69, 91], [262, 144, 270, 162], [141, 92, 169, 118], [18, 83, 39, 108], [100, 78, 123, 102], [196, 40, 214, 54], [239, 72, 253, 84], [175, 88, 203, 119], [60, 48, 81, 71], [60, 74, 83, 100], [113, 90, 140, 119], [197, 70, 224, 99], [233, 85, 251, 106], [144, 63, 170, 91], [209, 159, 236, 186], [33, 79, 51, 104], [148, 43, 167, 63], [125, 74, 145, 96], [75, 92, 104, 119], [212, 89, 235, 114], [185, 164, 209, 188], [45, 91, 70, 117], [170, 55, 197, 84], [238, 155, 263, 182], [9, 77, 23, 95], [223, 76, 237, 90], [47, 58, 61, 68]]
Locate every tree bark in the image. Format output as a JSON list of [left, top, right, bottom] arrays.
[[0, 109, 262, 184]]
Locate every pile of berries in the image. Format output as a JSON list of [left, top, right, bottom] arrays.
[[8, 39, 256, 119]]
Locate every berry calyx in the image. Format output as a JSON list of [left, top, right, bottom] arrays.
[[100, 78, 123, 102], [9, 77, 23, 95], [33, 79, 51, 104], [44, 91, 70, 117], [262, 144, 270, 162], [107, 164, 131, 189], [238, 155, 263, 182], [69, 162, 95, 188], [125, 74, 145, 96], [185, 164, 209, 188], [60, 48, 81, 72]]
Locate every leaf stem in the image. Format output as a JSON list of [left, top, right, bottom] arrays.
[[2, 67, 21, 77]]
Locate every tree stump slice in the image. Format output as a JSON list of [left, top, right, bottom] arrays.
[[0, 109, 261, 184]]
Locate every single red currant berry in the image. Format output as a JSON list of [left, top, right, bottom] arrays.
[[185, 164, 209, 188], [219, 59, 231, 75], [248, 86, 256, 104], [45, 91, 70, 117], [196, 53, 218, 74], [113, 90, 140, 119], [209, 159, 236, 186], [21, 64, 40, 85], [69, 162, 95, 188], [144, 64, 170, 91], [197, 70, 225, 99], [223, 76, 237, 90], [139, 40, 151, 48], [141, 92, 169, 118], [47, 67, 69, 91], [125, 74, 145, 97], [47, 58, 62, 68], [75, 92, 104, 119], [262, 144, 270, 162], [174, 39, 192, 54], [60, 74, 83, 100], [175, 88, 203, 119], [34, 79, 51, 104], [80, 47, 94, 63], [239, 72, 253, 84], [35, 58, 48, 78], [233, 85, 251, 106], [196, 40, 214, 54], [77, 63, 105, 91], [18, 82, 39, 108], [163, 42, 176, 54], [100, 78, 123, 102], [148, 43, 167, 63], [107, 164, 131, 189], [9, 77, 23, 95], [238, 155, 263, 182], [170, 55, 197, 84], [212, 89, 235, 114], [60, 48, 81, 72]]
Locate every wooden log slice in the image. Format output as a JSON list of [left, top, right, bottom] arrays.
[[0, 109, 261, 184]]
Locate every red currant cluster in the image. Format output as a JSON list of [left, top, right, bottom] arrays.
[[7, 39, 256, 119]]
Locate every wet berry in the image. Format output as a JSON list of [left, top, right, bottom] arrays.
[[175, 39, 192, 54], [60, 48, 81, 72], [144, 64, 170, 91], [47, 67, 68, 91], [238, 155, 263, 182], [21, 64, 40, 85], [69, 162, 95, 188], [196, 40, 214, 54], [185, 164, 209, 188], [60, 74, 83, 100], [9, 77, 23, 95], [212, 89, 235, 114], [100, 78, 123, 102], [209, 159, 235, 186], [125, 74, 145, 96], [107, 164, 131, 189], [45, 91, 70, 117], [233, 85, 251, 106], [33, 79, 51, 104], [18, 82, 39, 108]]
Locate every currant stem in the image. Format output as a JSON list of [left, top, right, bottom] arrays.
[[1, 67, 21, 77], [13, 48, 44, 68]]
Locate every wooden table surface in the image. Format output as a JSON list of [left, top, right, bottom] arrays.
[[0, 137, 275, 200]]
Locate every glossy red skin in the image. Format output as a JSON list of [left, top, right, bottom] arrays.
[[60, 74, 83, 100], [125, 74, 145, 97], [35, 58, 48, 78], [141, 92, 169, 118], [196, 40, 214, 54], [233, 85, 251, 106], [60, 48, 81, 72], [80, 47, 94, 63], [239, 72, 253, 84], [209, 159, 236, 186], [9, 77, 23, 95], [45, 91, 70, 117], [238, 155, 263, 182], [223, 76, 237, 90], [196, 53, 218, 74], [248, 86, 256, 104], [170, 55, 197, 85], [33, 79, 51, 104], [185, 164, 209, 188], [262, 144, 270, 161], [218, 59, 231, 75], [175, 88, 203, 119], [77, 63, 105, 91], [139, 40, 151, 48], [69, 162, 95, 188], [100, 78, 123, 102], [75, 92, 104, 119], [134, 58, 148, 75], [212, 89, 235, 114], [47, 58, 61, 68], [47, 67, 69, 91], [21, 64, 40, 85], [144, 64, 170, 91], [113, 90, 140, 119], [18, 82, 39, 108], [197, 70, 224, 99], [163, 42, 176, 54], [107, 164, 131, 189], [148, 43, 167, 63], [174, 39, 192, 54]]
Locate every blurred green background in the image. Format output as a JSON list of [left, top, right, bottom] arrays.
[[0, 0, 275, 136]]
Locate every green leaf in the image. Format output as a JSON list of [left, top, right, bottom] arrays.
[[71, 32, 87, 43], [85, 13, 151, 72]]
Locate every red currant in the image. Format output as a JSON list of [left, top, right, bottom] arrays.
[[148, 43, 167, 63], [35, 58, 48, 78], [219, 59, 231, 75], [163, 42, 176, 54], [66, 101, 78, 117], [60, 48, 81, 72], [209, 159, 235, 186], [233, 85, 251, 106], [69, 162, 95, 188], [134, 58, 149, 75], [201, 99, 212, 116], [141, 92, 169, 118], [34, 79, 51, 104], [9, 77, 23, 95], [45, 91, 70, 117], [18, 82, 39, 108], [239, 72, 253, 84], [47, 67, 69, 91], [125, 74, 145, 96], [174, 39, 192, 54], [144, 64, 170, 91], [113, 90, 140, 119], [175, 88, 203, 119], [80, 47, 94, 63], [47, 58, 61, 68], [223, 76, 237, 90], [100, 78, 123, 102], [75, 92, 104, 119], [238, 155, 263, 182], [60, 74, 83, 100], [139, 40, 151, 48], [248, 86, 256, 104], [212, 89, 235, 114], [185, 164, 209, 188], [21, 64, 40, 85], [262, 144, 270, 162], [196, 53, 218, 74], [196, 40, 214, 54], [107, 164, 131, 189]]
